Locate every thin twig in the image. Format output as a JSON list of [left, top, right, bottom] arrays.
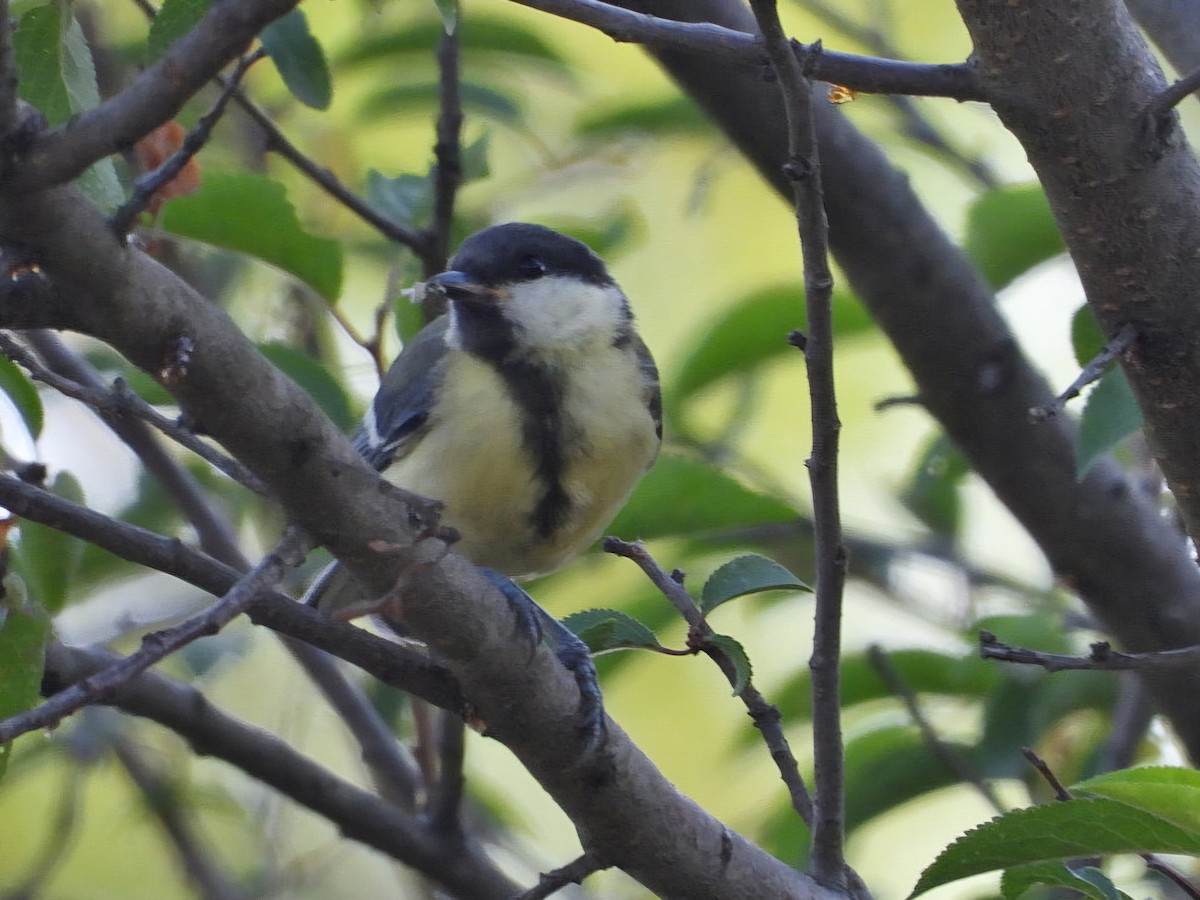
[[603, 538, 814, 827], [867, 645, 1004, 814], [747, 0, 847, 885], [505, 0, 984, 100], [0, 0, 19, 139], [1145, 62, 1200, 125], [427, 711, 466, 835], [980, 631, 1200, 672], [427, 24, 463, 276], [517, 851, 609, 900], [111, 49, 267, 237], [1029, 323, 1136, 422], [1022, 747, 1200, 899], [0, 527, 312, 740]]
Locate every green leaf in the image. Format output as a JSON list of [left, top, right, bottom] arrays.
[[606, 454, 797, 541], [845, 726, 962, 831], [699, 554, 810, 615], [338, 18, 570, 73], [964, 184, 1065, 289], [1002, 863, 1121, 900], [671, 284, 871, 404], [1074, 767, 1200, 834], [361, 82, 521, 125], [161, 172, 343, 302], [260, 9, 333, 111], [257, 343, 355, 432], [1070, 305, 1106, 368], [14, 5, 71, 125], [460, 132, 490, 183], [0, 592, 49, 777], [13, 471, 85, 614], [910, 798, 1200, 897], [60, 11, 99, 113], [1076, 367, 1141, 479], [430, 0, 459, 34], [147, 0, 210, 62], [705, 633, 752, 694], [366, 170, 433, 229], [901, 433, 971, 538], [576, 96, 709, 138], [0, 355, 43, 439], [562, 608, 664, 655]]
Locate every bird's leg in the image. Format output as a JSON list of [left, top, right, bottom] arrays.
[[479, 568, 607, 751]]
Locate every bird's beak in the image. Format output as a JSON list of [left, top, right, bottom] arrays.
[[426, 270, 501, 304]]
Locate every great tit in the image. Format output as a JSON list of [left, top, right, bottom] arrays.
[[309, 224, 661, 718]]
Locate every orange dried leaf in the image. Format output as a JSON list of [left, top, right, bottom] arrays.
[[132, 121, 202, 214]]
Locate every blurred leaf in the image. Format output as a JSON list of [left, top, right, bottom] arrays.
[[14, 5, 72, 125], [562, 608, 664, 655], [902, 433, 970, 539], [261, 9, 332, 111], [258, 342, 355, 432], [1001, 863, 1122, 900], [779, 648, 1001, 723], [13, 471, 85, 614], [367, 170, 433, 229], [147, 0, 210, 62], [706, 633, 751, 694], [543, 208, 643, 261], [1076, 367, 1141, 479], [0, 355, 43, 439], [461, 132, 490, 183], [671, 284, 871, 406], [1070, 304, 1106, 368], [576, 96, 708, 138], [361, 82, 521, 125], [964, 184, 1065, 289], [0, 594, 49, 777], [699, 554, 810, 615], [607, 454, 797, 541], [61, 10, 122, 208], [910, 798, 1200, 897], [161, 172, 343, 301], [338, 18, 570, 72], [844, 726, 960, 831]]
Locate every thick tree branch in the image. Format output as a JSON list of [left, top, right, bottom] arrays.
[[1, 0, 298, 193], [615, 0, 1200, 762]]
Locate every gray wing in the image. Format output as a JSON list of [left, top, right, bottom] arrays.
[[353, 316, 450, 472], [633, 331, 663, 447]]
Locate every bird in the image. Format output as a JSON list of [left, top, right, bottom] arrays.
[[309, 223, 661, 732]]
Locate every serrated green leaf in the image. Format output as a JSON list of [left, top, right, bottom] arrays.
[[0, 355, 43, 439], [366, 170, 433, 229], [13, 472, 85, 614], [257, 343, 354, 432], [60, 11, 99, 113], [705, 633, 752, 694], [76, 158, 124, 211], [1071, 305, 1106, 368], [964, 184, 1065, 289], [14, 5, 72, 125], [261, 9, 332, 111], [606, 454, 797, 541], [562, 608, 663, 654], [699, 554, 810, 614], [1002, 862, 1120, 900], [910, 798, 1200, 898], [1074, 767, 1200, 834], [1076, 367, 1141, 479], [576, 96, 709, 138], [161, 172, 343, 301], [361, 82, 521, 125], [671, 284, 871, 406], [902, 433, 970, 538], [0, 593, 49, 777], [147, 0, 210, 62]]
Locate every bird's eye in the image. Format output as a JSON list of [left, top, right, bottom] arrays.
[[517, 255, 547, 279]]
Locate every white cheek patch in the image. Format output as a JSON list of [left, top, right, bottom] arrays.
[[507, 276, 628, 352]]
